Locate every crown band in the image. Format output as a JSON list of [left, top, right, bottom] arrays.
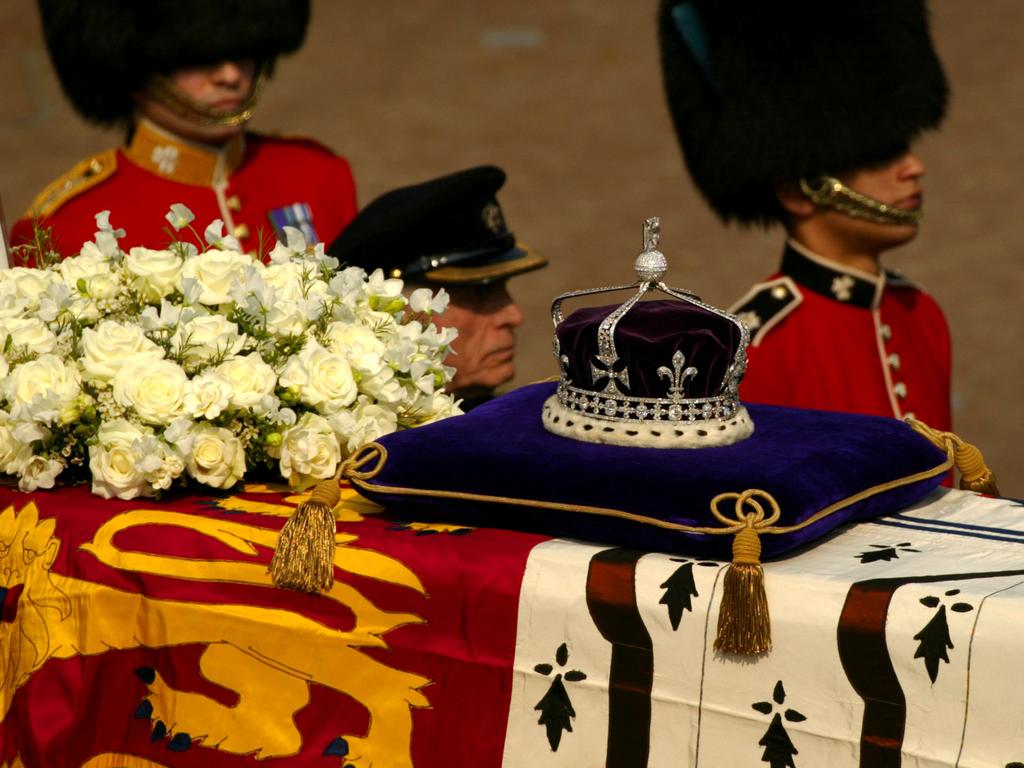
[[554, 382, 742, 423], [543, 394, 753, 448]]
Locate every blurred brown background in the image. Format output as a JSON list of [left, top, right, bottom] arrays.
[[2, 1, 1022, 495]]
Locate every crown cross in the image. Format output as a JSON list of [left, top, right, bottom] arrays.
[[657, 350, 698, 400], [591, 354, 630, 394], [644, 217, 660, 251]]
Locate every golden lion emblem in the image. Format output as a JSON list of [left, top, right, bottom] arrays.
[[0, 494, 430, 766]]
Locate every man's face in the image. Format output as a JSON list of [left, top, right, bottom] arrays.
[[433, 281, 525, 394], [136, 60, 258, 144], [829, 151, 927, 252]]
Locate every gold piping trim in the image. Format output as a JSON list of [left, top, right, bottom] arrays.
[[424, 253, 548, 284]]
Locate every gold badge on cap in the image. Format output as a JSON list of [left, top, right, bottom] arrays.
[[482, 203, 504, 234]]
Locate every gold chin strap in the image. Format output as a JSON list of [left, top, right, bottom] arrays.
[[146, 65, 267, 128], [799, 175, 922, 227]]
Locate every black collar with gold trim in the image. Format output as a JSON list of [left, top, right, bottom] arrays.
[[780, 240, 889, 310]]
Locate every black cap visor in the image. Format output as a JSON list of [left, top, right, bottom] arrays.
[[412, 243, 547, 286]]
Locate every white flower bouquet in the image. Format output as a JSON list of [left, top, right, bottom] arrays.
[[0, 206, 461, 498]]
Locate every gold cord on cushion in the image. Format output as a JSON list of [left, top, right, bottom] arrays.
[[344, 442, 389, 481], [269, 477, 341, 593], [906, 418, 1000, 496], [710, 490, 779, 656]]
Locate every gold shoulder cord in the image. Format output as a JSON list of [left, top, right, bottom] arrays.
[[26, 150, 118, 219]]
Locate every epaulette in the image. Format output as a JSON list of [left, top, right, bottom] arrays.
[[25, 150, 117, 219], [728, 276, 803, 346], [884, 268, 921, 290]]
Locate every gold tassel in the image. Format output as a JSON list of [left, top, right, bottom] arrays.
[[269, 478, 341, 592], [952, 440, 1000, 496], [906, 417, 1000, 497], [714, 524, 772, 655]]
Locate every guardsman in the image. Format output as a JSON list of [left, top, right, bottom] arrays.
[[329, 166, 547, 410], [11, 0, 356, 262], [658, 0, 952, 431]]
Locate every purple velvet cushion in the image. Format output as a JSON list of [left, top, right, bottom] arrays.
[[355, 382, 948, 559]]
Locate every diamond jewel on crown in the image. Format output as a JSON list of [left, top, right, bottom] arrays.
[[548, 217, 749, 426]]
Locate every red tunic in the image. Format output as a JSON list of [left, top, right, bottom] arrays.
[[10, 118, 357, 261], [730, 241, 952, 432]]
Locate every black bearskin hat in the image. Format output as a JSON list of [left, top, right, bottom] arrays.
[[37, 0, 310, 125], [658, 0, 948, 225]]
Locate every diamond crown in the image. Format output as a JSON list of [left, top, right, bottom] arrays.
[[549, 217, 749, 426]]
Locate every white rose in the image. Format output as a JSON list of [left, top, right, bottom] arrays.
[[172, 314, 246, 367], [181, 423, 246, 489], [0, 354, 8, 380], [261, 262, 306, 304], [279, 412, 340, 491], [2, 354, 81, 410], [0, 317, 58, 355], [5, 267, 62, 310], [59, 250, 113, 287], [279, 344, 358, 414], [124, 247, 184, 301], [183, 371, 233, 420], [80, 320, 165, 383], [327, 325, 407, 403], [88, 419, 153, 500], [81, 271, 121, 303], [0, 411, 32, 475], [265, 301, 316, 337], [112, 357, 188, 425], [215, 353, 277, 408], [97, 418, 150, 447], [181, 249, 253, 305], [18, 455, 63, 492], [0, 284, 29, 321], [325, 322, 386, 360]]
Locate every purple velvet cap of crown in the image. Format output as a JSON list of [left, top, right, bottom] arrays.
[[556, 298, 742, 398]]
